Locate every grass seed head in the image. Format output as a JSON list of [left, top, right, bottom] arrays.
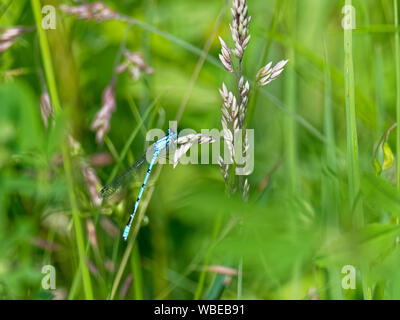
[[91, 84, 116, 145], [60, 2, 120, 23]]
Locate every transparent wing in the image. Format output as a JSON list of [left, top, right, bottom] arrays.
[[101, 134, 177, 198], [158, 136, 177, 162], [100, 153, 148, 199]]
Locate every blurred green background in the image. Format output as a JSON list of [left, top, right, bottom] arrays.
[[2, 0, 400, 300]]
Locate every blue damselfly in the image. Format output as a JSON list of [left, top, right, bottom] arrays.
[[101, 129, 178, 240]]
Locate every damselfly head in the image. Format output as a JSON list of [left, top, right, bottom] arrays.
[[168, 128, 177, 140], [167, 130, 178, 148], [168, 128, 176, 135]]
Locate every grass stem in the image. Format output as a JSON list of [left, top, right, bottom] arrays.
[[344, 0, 369, 299], [344, 0, 362, 228], [394, 0, 400, 192], [31, 0, 93, 299]]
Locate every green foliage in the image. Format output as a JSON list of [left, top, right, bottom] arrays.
[[362, 174, 400, 217], [1, 0, 400, 300], [382, 142, 395, 171]]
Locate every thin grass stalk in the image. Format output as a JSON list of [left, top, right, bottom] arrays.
[[323, 41, 343, 300], [0, 0, 12, 20], [109, 227, 121, 283], [375, 46, 384, 142], [175, 1, 228, 122], [69, 203, 112, 299], [109, 165, 163, 299], [70, 24, 134, 298], [131, 244, 144, 300], [246, 0, 283, 125], [105, 100, 159, 298], [323, 48, 337, 172], [284, 54, 298, 194], [394, 1, 400, 229], [158, 250, 205, 299], [194, 211, 223, 300], [261, 88, 329, 144], [344, 0, 362, 227], [107, 92, 166, 299], [150, 199, 168, 297], [372, 47, 388, 300], [284, 0, 301, 299], [140, 0, 154, 111], [283, 0, 298, 196], [344, 0, 370, 300], [105, 136, 121, 162], [31, 0, 93, 299], [395, 1, 400, 191], [126, 95, 148, 138], [237, 257, 243, 299], [392, 2, 400, 286]]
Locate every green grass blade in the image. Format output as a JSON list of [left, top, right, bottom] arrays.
[[31, 0, 93, 300]]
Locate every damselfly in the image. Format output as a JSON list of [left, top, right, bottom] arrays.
[[101, 129, 178, 240]]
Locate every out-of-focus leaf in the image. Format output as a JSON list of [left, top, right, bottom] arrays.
[[34, 290, 53, 300], [46, 112, 67, 157], [372, 159, 382, 176], [173, 179, 319, 286], [205, 274, 228, 300], [382, 142, 395, 170], [315, 224, 400, 268], [0, 81, 44, 152], [369, 247, 400, 283], [361, 174, 400, 217]]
